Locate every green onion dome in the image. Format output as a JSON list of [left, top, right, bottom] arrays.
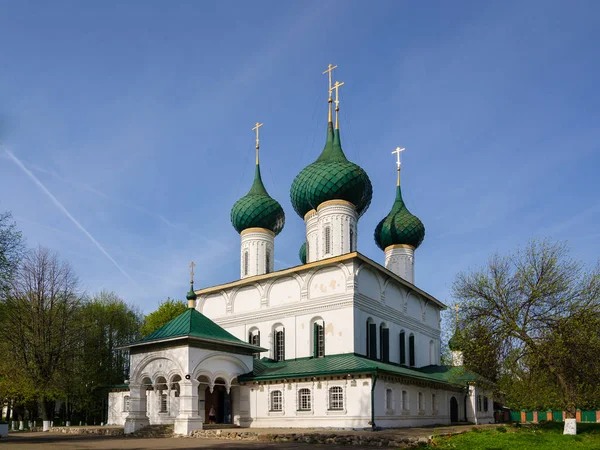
[[290, 123, 373, 219], [186, 283, 197, 301], [448, 329, 463, 351], [374, 184, 425, 250], [299, 242, 307, 264], [231, 163, 285, 235]]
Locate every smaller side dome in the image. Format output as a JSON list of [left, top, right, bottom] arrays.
[[231, 164, 285, 235], [299, 242, 307, 264], [186, 284, 197, 301], [374, 185, 425, 250]]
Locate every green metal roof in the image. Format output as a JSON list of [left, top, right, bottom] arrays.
[[374, 184, 425, 250], [290, 123, 372, 218], [231, 163, 285, 235], [238, 353, 473, 387], [130, 308, 262, 352]]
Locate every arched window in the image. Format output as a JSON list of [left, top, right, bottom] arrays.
[[274, 326, 285, 361], [298, 388, 311, 411], [409, 333, 415, 367], [429, 340, 435, 365], [385, 389, 393, 410], [249, 328, 261, 359], [349, 227, 354, 252], [328, 386, 344, 410], [366, 319, 377, 359], [313, 319, 325, 358], [402, 390, 409, 411], [418, 392, 424, 411], [324, 226, 331, 255], [123, 395, 130, 412], [170, 375, 181, 398], [380, 324, 389, 363], [266, 249, 271, 274], [399, 330, 406, 365], [243, 251, 249, 276], [306, 241, 310, 263], [270, 390, 282, 411]]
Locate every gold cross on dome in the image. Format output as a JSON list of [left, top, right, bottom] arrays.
[[392, 147, 406, 169], [189, 261, 196, 284], [322, 63, 338, 98], [252, 122, 264, 164], [330, 81, 345, 109]]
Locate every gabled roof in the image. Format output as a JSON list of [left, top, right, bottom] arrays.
[[238, 353, 469, 388], [124, 308, 265, 353]]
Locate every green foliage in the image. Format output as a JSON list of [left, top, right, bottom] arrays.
[[426, 423, 600, 449], [451, 239, 600, 416], [0, 210, 25, 298], [140, 298, 187, 337]]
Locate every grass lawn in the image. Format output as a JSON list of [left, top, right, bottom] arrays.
[[425, 422, 600, 449]]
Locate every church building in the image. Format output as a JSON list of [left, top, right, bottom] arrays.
[[108, 65, 494, 435]]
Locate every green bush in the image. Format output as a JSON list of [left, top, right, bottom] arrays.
[[497, 426, 508, 433]]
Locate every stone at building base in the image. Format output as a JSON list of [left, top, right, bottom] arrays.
[[563, 418, 577, 435], [124, 416, 150, 434], [174, 417, 203, 435]]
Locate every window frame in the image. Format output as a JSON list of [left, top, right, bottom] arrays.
[[297, 388, 312, 412], [328, 386, 344, 411], [270, 390, 283, 412]]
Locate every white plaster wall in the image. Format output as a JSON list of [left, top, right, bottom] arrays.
[[232, 286, 261, 314], [107, 392, 127, 425], [240, 230, 274, 278], [201, 293, 228, 318], [308, 266, 347, 300], [268, 276, 301, 307]]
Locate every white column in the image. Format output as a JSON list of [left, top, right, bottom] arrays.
[[174, 379, 203, 435], [313, 200, 358, 262], [240, 228, 274, 278], [304, 210, 318, 263], [384, 244, 415, 284], [124, 384, 150, 434]]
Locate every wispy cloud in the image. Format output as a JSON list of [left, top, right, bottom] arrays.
[[4, 148, 139, 287]]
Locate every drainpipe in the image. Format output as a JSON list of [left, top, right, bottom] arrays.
[[371, 370, 378, 431]]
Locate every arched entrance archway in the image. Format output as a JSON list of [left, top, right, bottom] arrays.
[[204, 377, 231, 424], [450, 396, 459, 423]]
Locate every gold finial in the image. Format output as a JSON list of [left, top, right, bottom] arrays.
[[189, 261, 196, 284], [252, 122, 264, 165], [454, 303, 459, 326], [392, 147, 405, 186], [322, 63, 337, 123], [330, 80, 345, 129]]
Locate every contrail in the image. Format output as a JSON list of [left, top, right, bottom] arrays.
[[4, 148, 138, 286]]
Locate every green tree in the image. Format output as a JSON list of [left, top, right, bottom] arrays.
[[0, 247, 84, 429], [452, 240, 600, 421], [140, 298, 187, 337], [0, 210, 25, 298], [68, 291, 142, 424]]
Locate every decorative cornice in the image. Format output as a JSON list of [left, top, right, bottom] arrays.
[[317, 199, 355, 212], [304, 209, 317, 221], [241, 227, 275, 237], [195, 252, 446, 310]]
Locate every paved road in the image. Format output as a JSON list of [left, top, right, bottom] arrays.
[[0, 432, 376, 450]]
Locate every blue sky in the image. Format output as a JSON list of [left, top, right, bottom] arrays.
[[1, 0, 599, 319]]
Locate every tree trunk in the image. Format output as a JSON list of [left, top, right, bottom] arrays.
[[41, 399, 54, 431]]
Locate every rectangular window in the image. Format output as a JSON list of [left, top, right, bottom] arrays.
[[402, 390, 409, 411], [399, 331, 406, 365], [367, 323, 377, 359], [329, 386, 343, 410], [314, 322, 325, 358], [380, 327, 389, 363], [243, 251, 249, 276], [298, 388, 311, 411], [349, 228, 354, 252], [266, 250, 271, 274], [432, 393, 437, 412], [409, 334, 415, 367], [275, 329, 285, 361], [160, 393, 168, 413], [270, 390, 282, 411], [418, 392, 424, 411], [385, 389, 393, 410], [249, 330, 260, 359], [123, 395, 130, 412], [324, 226, 331, 254], [477, 395, 482, 412], [484, 396, 489, 412]]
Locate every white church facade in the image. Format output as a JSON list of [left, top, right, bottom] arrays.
[[108, 65, 494, 434]]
